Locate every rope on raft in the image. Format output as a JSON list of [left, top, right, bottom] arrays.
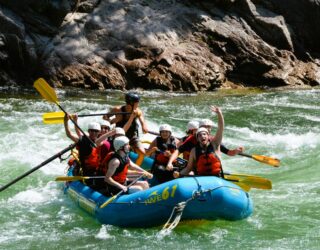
[[159, 177, 229, 234], [160, 201, 188, 235]]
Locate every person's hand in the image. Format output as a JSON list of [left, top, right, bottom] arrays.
[[166, 162, 174, 171], [133, 109, 142, 118], [145, 172, 153, 179], [121, 185, 128, 193], [71, 113, 78, 122], [173, 171, 180, 178], [64, 112, 70, 122], [164, 150, 171, 157], [234, 146, 244, 154], [210, 106, 222, 114]]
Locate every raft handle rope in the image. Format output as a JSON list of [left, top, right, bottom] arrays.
[[160, 201, 188, 235], [159, 182, 211, 235]]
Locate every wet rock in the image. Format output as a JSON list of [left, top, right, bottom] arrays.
[[0, 0, 319, 90]]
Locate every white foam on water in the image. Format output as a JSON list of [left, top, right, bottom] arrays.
[[95, 225, 116, 240], [7, 181, 60, 205], [298, 114, 320, 122], [227, 126, 320, 150], [208, 228, 228, 243]]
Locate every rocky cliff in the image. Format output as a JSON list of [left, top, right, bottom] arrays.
[[1, 0, 319, 91]]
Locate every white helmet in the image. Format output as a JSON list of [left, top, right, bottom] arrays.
[[196, 127, 209, 138], [159, 124, 172, 133], [100, 120, 111, 128], [113, 136, 130, 151], [114, 127, 125, 136], [187, 120, 199, 131], [88, 122, 101, 131], [199, 119, 214, 127]]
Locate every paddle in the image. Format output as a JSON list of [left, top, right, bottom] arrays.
[[55, 176, 105, 182], [34, 78, 96, 147], [100, 173, 146, 209], [223, 173, 272, 190], [178, 172, 270, 191], [0, 144, 76, 192], [43, 111, 131, 124], [239, 152, 280, 167]]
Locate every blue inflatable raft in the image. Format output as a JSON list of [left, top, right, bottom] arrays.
[[64, 152, 253, 227]]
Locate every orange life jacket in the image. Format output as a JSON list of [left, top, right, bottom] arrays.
[[195, 143, 222, 176]]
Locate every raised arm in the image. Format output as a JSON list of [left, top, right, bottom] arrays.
[[123, 110, 138, 133], [138, 110, 148, 134], [210, 106, 224, 148], [95, 129, 116, 146], [64, 113, 80, 143]]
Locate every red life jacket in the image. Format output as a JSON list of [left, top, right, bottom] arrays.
[[101, 152, 129, 184], [83, 147, 99, 170], [195, 143, 222, 176], [155, 136, 177, 165], [76, 137, 100, 171], [98, 140, 111, 165]]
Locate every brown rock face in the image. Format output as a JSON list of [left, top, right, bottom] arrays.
[[0, 0, 319, 90]]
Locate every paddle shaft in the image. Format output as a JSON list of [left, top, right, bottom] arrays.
[[0, 144, 76, 192], [78, 112, 131, 117], [57, 104, 96, 148], [100, 174, 145, 208], [238, 152, 253, 159]]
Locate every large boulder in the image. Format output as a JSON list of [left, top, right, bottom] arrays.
[[0, 0, 319, 90]]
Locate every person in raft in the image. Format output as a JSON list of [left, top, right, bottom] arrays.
[[64, 113, 101, 186], [103, 92, 148, 139], [198, 118, 244, 156], [102, 136, 153, 195], [173, 106, 225, 178], [146, 124, 180, 183]]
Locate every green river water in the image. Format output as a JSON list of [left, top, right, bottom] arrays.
[[0, 87, 319, 249]]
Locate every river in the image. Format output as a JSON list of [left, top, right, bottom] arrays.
[[0, 86, 319, 249]]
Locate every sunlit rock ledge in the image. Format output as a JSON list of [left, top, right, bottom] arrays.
[[1, 0, 320, 91]]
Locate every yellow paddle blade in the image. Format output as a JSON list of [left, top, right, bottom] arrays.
[[235, 182, 251, 192], [227, 173, 272, 190], [43, 111, 65, 124], [55, 176, 87, 181], [223, 175, 251, 192], [242, 176, 272, 190], [34, 78, 59, 104], [252, 154, 280, 167]]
